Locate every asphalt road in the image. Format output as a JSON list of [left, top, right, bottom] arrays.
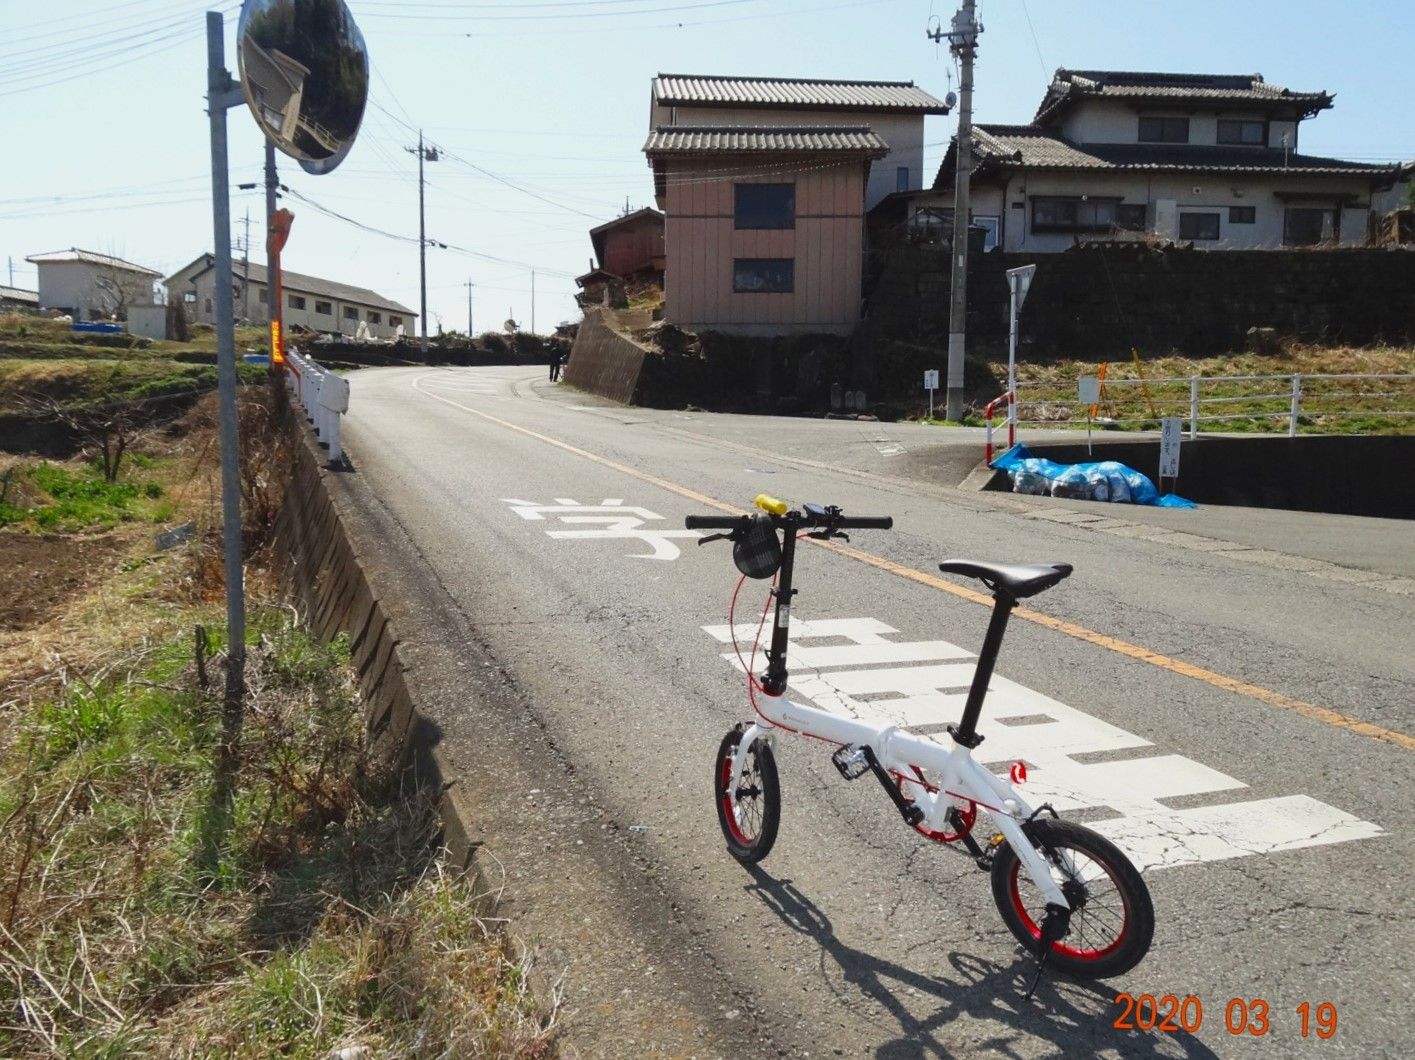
[[339, 365, 1414, 1059]]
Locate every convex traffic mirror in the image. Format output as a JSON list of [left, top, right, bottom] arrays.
[[236, 0, 368, 175]]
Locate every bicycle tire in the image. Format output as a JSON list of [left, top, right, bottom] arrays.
[[990, 818, 1154, 979], [714, 728, 780, 863]]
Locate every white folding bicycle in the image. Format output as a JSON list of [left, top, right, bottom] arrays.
[[685, 495, 1154, 986]]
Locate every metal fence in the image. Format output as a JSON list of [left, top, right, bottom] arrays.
[[1012, 372, 1415, 438]]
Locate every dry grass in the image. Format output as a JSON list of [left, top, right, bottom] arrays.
[[0, 387, 559, 1057], [994, 342, 1415, 434]]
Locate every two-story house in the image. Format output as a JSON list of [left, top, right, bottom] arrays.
[[914, 70, 1409, 251], [644, 74, 948, 335]]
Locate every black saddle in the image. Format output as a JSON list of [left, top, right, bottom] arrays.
[[937, 560, 1073, 600]]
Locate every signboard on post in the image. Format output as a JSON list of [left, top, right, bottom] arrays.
[[1079, 376, 1100, 455], [1160, 417, 1183, 480], [924, 369, 940, 419]]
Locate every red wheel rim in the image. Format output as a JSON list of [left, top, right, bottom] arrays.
[[1008, 852, 1129, 960]]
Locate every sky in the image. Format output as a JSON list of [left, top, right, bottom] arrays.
[[3, 0, 1413, 337]]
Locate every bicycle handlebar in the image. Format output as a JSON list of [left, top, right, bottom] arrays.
[[684, 505, 893, 532]]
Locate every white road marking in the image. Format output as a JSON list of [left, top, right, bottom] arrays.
[[504, 497, 700, 561], [702, 616, 1383, 871]]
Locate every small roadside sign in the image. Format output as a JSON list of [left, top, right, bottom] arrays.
[[1077, 376, 1101, 405], [924, 369, 940, 390], [1159, 417, 1182, 479]]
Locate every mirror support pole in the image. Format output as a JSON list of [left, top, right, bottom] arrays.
[[266, 142, 282, 369], [207, 11, 247, 713]]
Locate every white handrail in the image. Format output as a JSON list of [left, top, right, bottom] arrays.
[[284, 347, 347, 464], [1009, 372, 1415, 438]]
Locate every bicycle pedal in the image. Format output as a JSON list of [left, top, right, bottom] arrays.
[[831, 745, 870, 781]]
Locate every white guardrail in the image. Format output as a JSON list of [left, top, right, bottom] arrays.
[[1013, 372, 1415, 439], [285, 348, 349, 464]]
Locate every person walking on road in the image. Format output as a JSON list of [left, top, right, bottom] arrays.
[[549, 349, 565, 382]]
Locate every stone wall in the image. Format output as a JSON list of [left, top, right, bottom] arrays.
[[861, 244, 1415, 360]]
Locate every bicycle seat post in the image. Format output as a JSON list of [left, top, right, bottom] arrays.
[[948, 591, 1018, 749]]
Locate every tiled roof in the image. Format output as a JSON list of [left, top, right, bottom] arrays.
[[25, 248, 161, 276], [654, 73, 948, 113], [0, 285, 39, 303], [1036, 69, 1333, 124], [588, 207, 664, 238], [934, 124, 1404, 185], [167, 255, 415, 315], [644, 125, 889, 155]]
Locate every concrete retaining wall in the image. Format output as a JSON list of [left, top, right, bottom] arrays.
[[272, 399, 481, 871], [986, 434, 1415, 519], [561, 306, 648, 404]]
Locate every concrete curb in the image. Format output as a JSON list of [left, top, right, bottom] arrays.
[[271, 402, 480, 876]]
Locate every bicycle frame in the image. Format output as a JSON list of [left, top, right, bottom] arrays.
[[723, 517, 1074, 912]]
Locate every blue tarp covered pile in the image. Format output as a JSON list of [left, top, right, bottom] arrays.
[[992, 444, 1197, 509]]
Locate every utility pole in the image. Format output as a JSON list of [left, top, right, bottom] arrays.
[[406, 131, 439, 357], [239, 208, 251, 321], [530, 269, 536, 335], [930, 0, 982, 421], [464, 278, 474, 336]]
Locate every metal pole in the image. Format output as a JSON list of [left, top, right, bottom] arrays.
[[418, 130, 428, 357], [1007, 280, 1018, 436], [206, 11, 245, 706], [944, 0, 979, 422], [265, 141, 280, 366], [530, 269, 536, 335], [1189, 376, 1200, 438], [1289, 374, 1301, 437], [466, 278, 474, 335]]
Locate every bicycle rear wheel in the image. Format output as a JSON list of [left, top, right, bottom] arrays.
[[990, 818, 1153, 979], [714, 728, 780, 863]]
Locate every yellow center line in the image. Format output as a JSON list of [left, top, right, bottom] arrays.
[[410, 377, 1415, 752]]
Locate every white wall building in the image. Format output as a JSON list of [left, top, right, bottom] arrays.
[[165, 254, 415, 342], [24, 248, 161, 320], [906, 70, 1410, 252]]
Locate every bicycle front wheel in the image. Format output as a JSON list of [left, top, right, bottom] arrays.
[[714, 728, 780, 863], [990, 818, 1154, 979]]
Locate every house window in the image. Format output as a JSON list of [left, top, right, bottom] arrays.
[[733, 258, 794, 293], [1229, 206, 1256, 224], [896, 166, 910, 193], [257, 289, 267, 304], [1138, 116, 1189, 143], [288, 294, 306, 310], [390, 315, 403, 327], [1217, 119, 1265, 146], [1116, 204, 1148, 231], [1283, 207, 1327, 246], [315, 300, 332, 315], [1179, 212, 1221, 241], [1031, 196, 1120, 232], [343, 306, 358, 320], [182, 291, 196, 303], [204, 298, 212, 314], [972, 216, 1000, 251], [734, 184, 795, 230], [368, 311, 382, 324]]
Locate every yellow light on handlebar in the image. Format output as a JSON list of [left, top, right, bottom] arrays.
[[754, 494, 789, 516]]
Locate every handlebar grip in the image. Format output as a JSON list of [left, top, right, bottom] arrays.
[[837, 516, 893, 529], [685, 514, 748, 530], [754, 493, 789, 516]]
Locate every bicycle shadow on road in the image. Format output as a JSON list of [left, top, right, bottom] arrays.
[[742, 864, 1217, 1060]]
